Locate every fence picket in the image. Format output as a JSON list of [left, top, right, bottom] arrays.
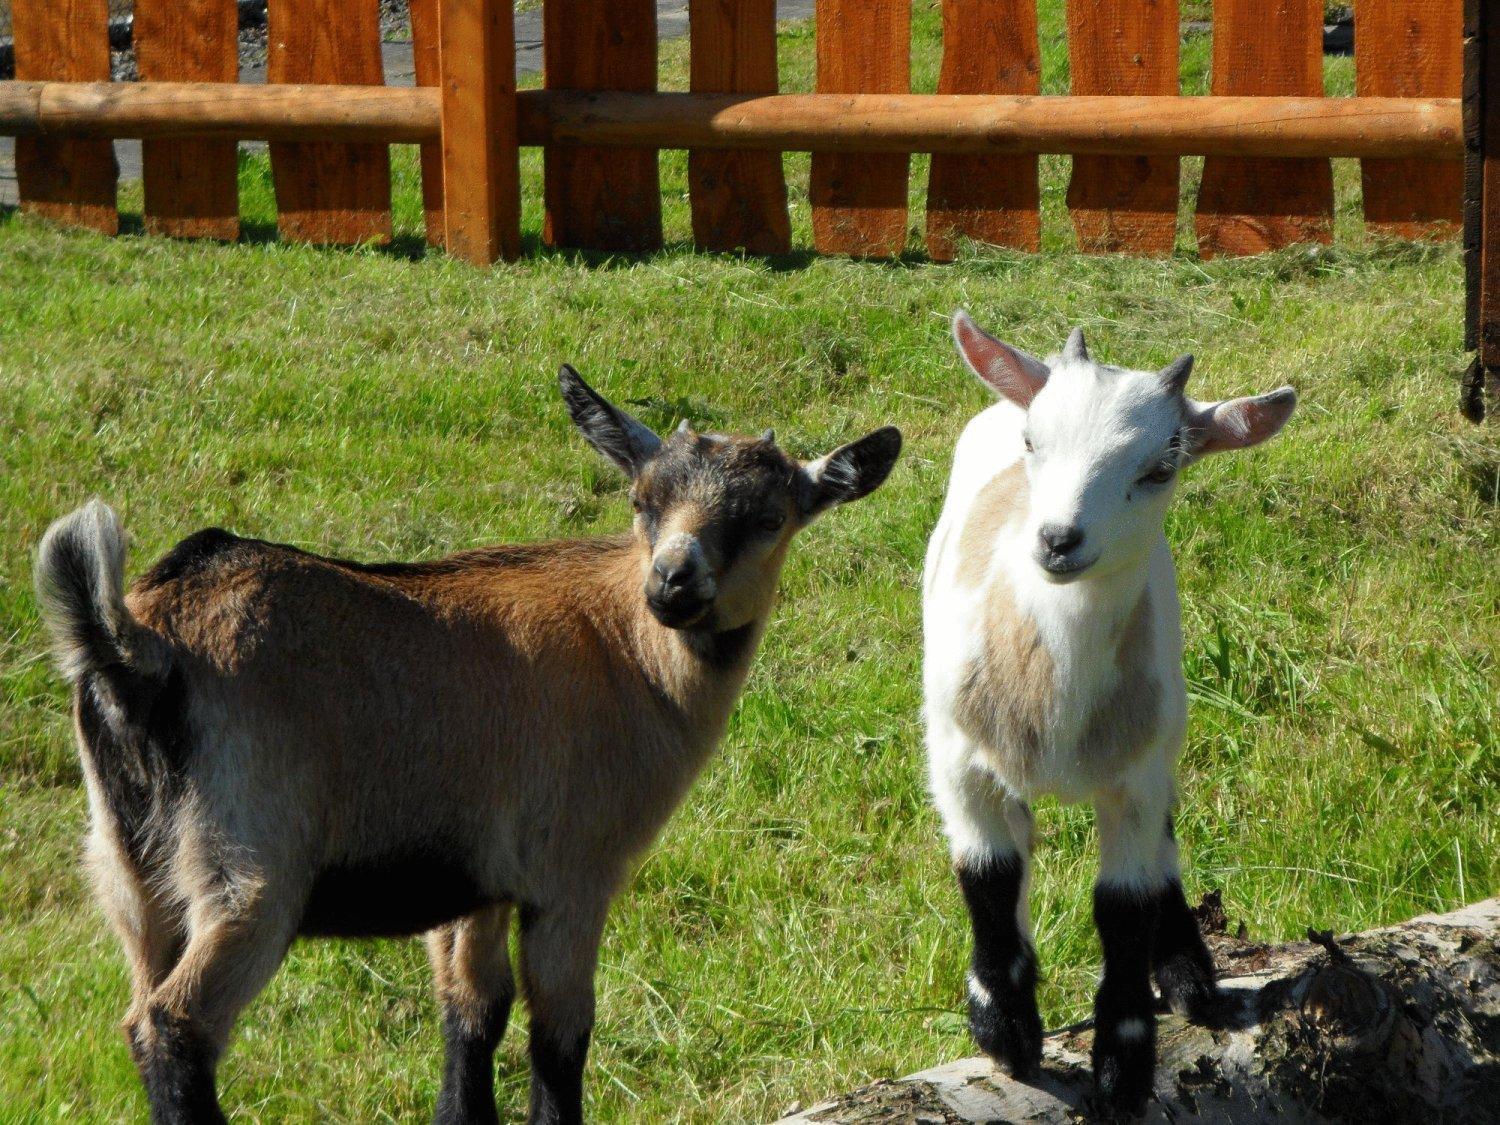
[[410, 0, 445, 247], [134, 0, 239, 240], [1066, 0, 1179, 254], [811, 0, 911, 258], [267, 0, 392, 244], [1196, 0, 1332, 257], [11, 0, 116, 234], [1357, 0, 1463, 239], [543, 0, 661, 253], [689, 0, 791, 255], [925, 0, 1040, 260]]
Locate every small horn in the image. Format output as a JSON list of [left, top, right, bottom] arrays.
[[1063, 327, 1090, 363], [759, 428, 776, 444], [676, 418, 692, 434], [1161, 353, 1194, 396]]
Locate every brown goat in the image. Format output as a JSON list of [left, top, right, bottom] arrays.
[[35, 366, 902, 1125]]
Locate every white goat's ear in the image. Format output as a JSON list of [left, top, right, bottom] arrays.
[[951, 309, 1049, 408], [558, 364, 663, 477], [1062, 326, 1090, 364], [1186, 387, 1298, 455], [798, 426, 903, 519]]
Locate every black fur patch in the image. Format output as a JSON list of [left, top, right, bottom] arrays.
[[526, 1023, 591, 1125], [1091, 884, 1160, 1115], [300, 852, 496, 938], [435, 998, 513, 1125], [685, 620, 759, 670], [138, 1007, 226, 1125], [1152, 878, 1218, 1020], [956, 854, 1043, 1079], [76, 664, 189, 876], [135, 528, 246, 592]]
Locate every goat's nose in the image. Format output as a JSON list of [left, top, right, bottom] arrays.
[[653, 558, 696, 590], [1039, 523, 1084, 555]]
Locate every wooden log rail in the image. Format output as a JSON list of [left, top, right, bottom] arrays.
[[0, 83, 1464, 158]]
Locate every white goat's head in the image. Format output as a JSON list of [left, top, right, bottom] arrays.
[[951, 309, 1297, 583]]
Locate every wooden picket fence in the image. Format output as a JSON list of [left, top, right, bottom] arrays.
[[0, 0, 1468, 264]]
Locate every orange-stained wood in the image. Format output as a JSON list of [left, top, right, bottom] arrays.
[[543, 0, 661, 253], [267, 0, 392, 244], [1066, 0, 1179, 255], [1356, 0, 1463, 239], [134, 0, 239, 240], [11, 0, 116, 234], [1197, 0, 1332, 257], [439, 0, 521, 264], [811, 0, 911, 258], [926, 0, 1041, 260], [410, 0, 444, 246], [689, 0, 791, 255]]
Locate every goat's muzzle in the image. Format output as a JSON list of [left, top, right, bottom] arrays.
[[645, 536, 716, 629]]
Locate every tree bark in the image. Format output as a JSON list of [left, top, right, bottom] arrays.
[[777, 898, 1500, 1124]]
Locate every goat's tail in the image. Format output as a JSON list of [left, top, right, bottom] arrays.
[[35, 500, 170, 684]]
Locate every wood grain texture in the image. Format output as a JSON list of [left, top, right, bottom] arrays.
[[1356, 0, 1463, 239], [134, 0, 239, 240], [1478, 0, 1500, 363], [1463, 0, 1482, 352], [439, 0, 521, 263], [689, 0, 791, 255], [11, 0, 116, 234], [1066, 0, 1179, 255], [811, 0, 911, 258], [926, 0, 1041, 260], [543, 0, 661, 253], [410, 0, 444, 246], [1196, 0, 1333, 257], [268, 0, 392, 244]]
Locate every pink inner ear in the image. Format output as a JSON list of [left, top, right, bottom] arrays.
[[952, 314, 1048, 408], [1195, 390, 1296, 454]]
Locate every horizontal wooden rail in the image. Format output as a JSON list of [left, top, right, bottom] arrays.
[[0, 82, 1465, 158]]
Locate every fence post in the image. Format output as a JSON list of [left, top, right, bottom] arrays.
[[925, 0, 1041, 260], [11, 0, 116, 234], [543, 0, 661, 253], [411, 0, 447, 248], [1468, 0, 1500, 418], [439, 0, 521, 264], [267, 0, 392, 244], [1066, 0, 1180, 255], [688, 0, 791, 255], [134, 0, 240, 240], [1356, 0, 1463, 240], [811, 0, 911, 258], [1196, 0, 1332, 257]]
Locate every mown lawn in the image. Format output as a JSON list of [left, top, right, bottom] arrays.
[[1, 3, 1496, 1122]]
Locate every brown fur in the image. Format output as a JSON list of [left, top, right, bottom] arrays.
[[956, 463, 1027, 587]]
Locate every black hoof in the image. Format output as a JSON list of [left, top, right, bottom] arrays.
[[1155, 952, 1220, 1021], [1091, 1019, 1155, 1118], [970, 992, 1043, 1080]]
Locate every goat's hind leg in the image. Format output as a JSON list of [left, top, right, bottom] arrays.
[[932, 746, 1042, 1079], [1151, 815, 1218, 1020], [428, 904, 516, 1125]]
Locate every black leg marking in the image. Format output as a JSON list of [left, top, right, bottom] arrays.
[[137, 1008, 226, 1125], [526, 1022, 591, 1125], [1091, 884, 1159, 1116], [1152, 878, 1219, 1020], [434, 997, 513, 1125], [956, 854, 1043, 1080]]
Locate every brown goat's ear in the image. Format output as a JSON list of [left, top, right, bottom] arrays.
[[951, 309, 1050, 408], [1186, 387, 1298, 456], [798, 426, 903, 519], [558, 364, 662, 477]]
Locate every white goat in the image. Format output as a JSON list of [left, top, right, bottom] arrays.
[[923, 310, 1296, 1114], [34, 366, 901, 1125]]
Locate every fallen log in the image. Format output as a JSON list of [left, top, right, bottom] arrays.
[[776, 898, 1500, 1124]]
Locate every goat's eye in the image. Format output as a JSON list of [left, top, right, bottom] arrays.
[[630, 496, 644, 513], [758, 510, 786, 533], [1023, 436, 1035, 454], [1137, 462, 1175, 487]]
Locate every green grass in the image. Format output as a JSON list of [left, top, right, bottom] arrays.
[[1, 4, 1496, 1123]]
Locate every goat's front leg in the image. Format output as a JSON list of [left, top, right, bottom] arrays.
[[518, 897, 610, 1125], [1151, 815, 1218, 1020], [931, 743, 1042, 1079], [1091, 782, 1173, 1116], [428, 904, 516, 1125]]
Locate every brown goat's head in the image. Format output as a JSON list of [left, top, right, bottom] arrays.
[[560, 365, 902, 632]]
